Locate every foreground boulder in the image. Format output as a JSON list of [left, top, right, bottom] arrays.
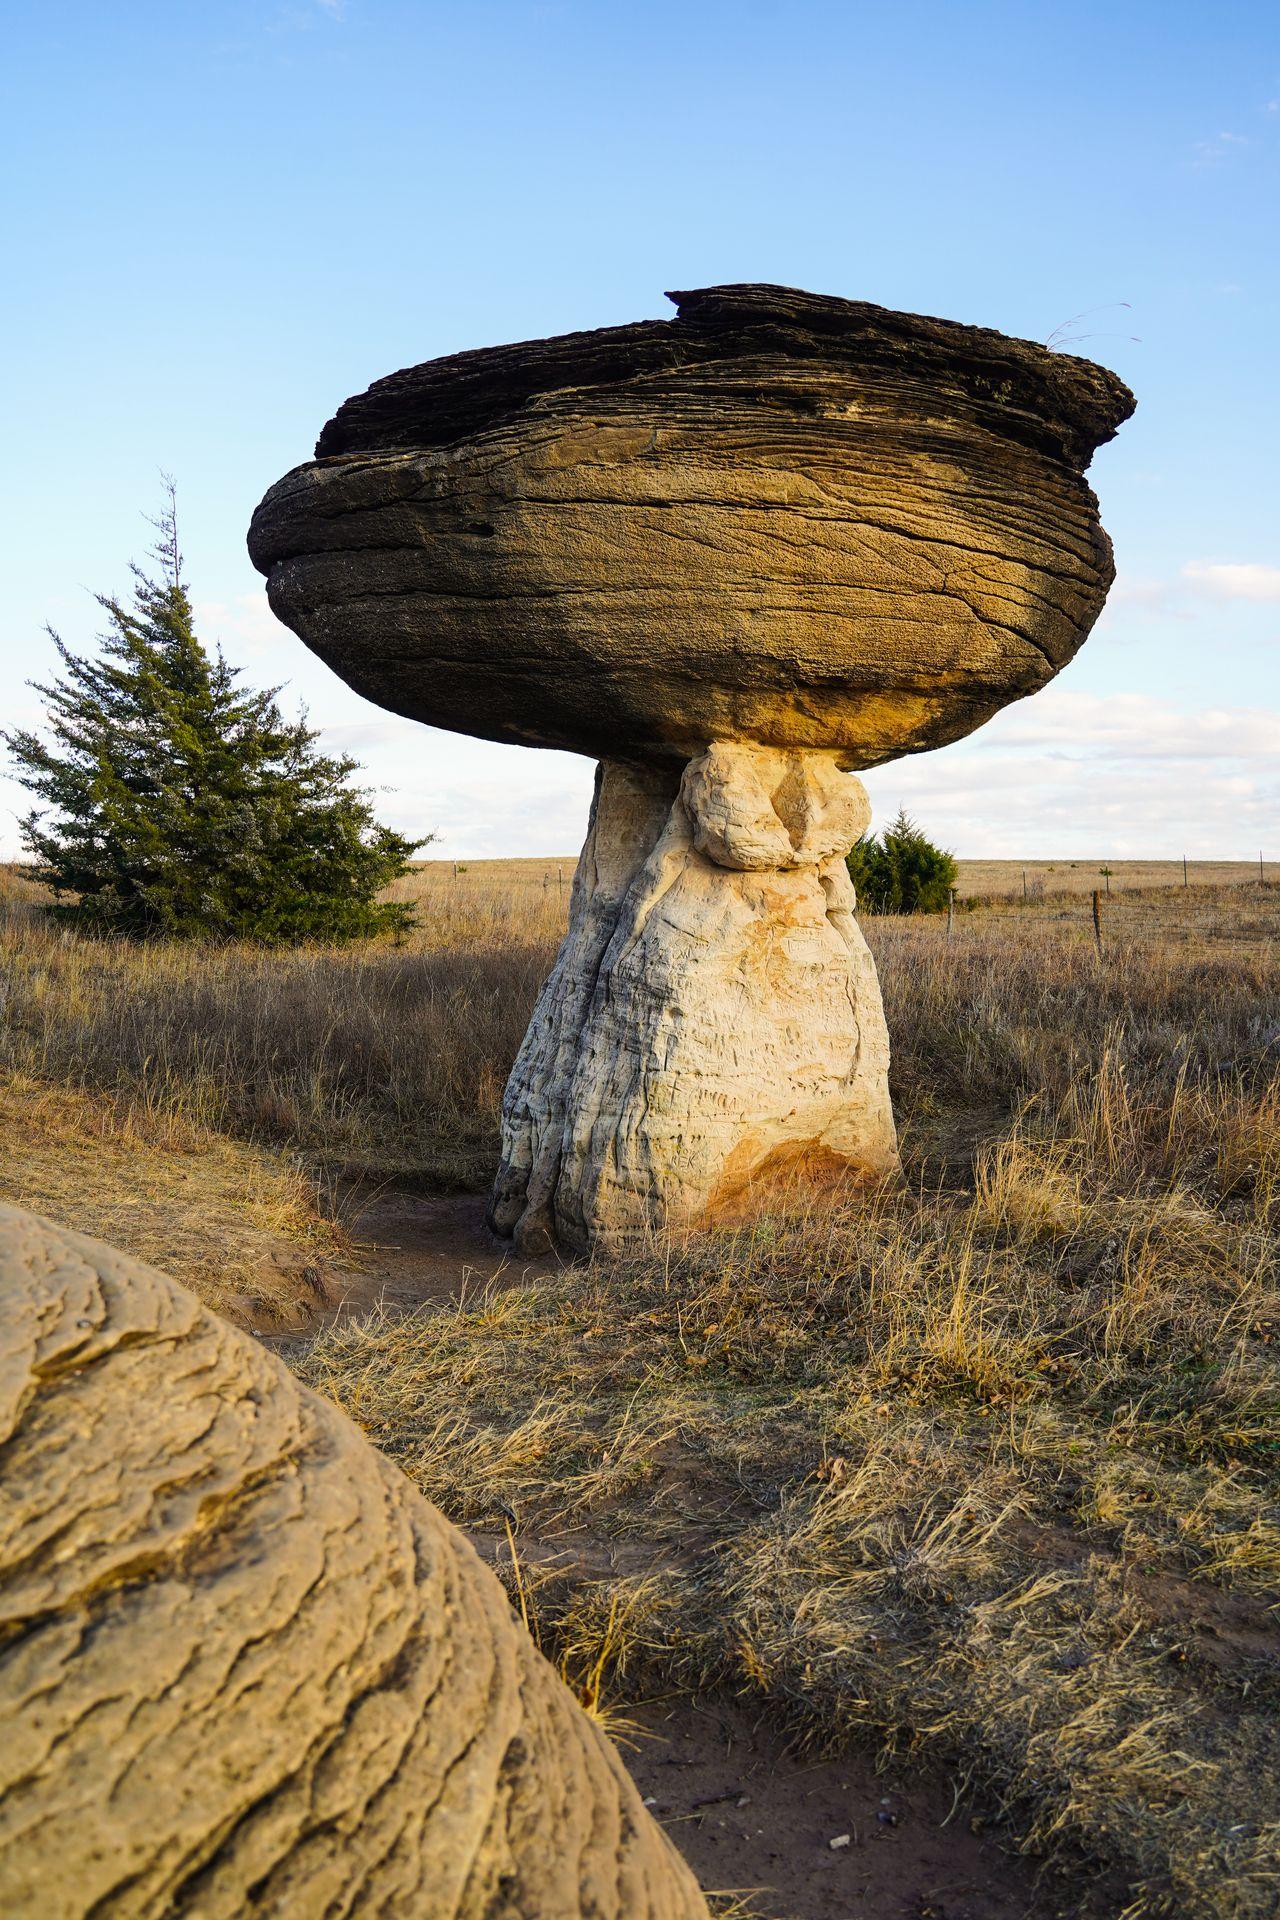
[[249, 284, 1132, 1249], [0, 1203, 708, 1919]]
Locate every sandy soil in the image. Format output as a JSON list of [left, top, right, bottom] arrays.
[[623, 1695, 1101, 1920]]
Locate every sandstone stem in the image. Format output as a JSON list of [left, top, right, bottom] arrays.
[[488, 745, 899, 1254]]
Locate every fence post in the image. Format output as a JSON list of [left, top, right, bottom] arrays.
[[1183, 854, 1188, 889], [1022, 868, 1028, 902], [947, 887, 956, 938], [1261, 851, 1266, 886], [1092, 888, 1104, 956], [558, 865, 564, 893]]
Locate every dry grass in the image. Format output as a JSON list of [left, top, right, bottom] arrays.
[[951, 857, 1270, 902], [295, 882, 1280, 1920], [6, 855, 1280, 1910], [0, 1071, 345, 1326], [404, 852, 1273, 904], [0, 864, 559, 1190], [0, 859, 560, 1318]]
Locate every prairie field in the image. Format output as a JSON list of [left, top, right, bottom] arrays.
[[401, 851, 1272, 898], [2, 856, 1279, 1915]]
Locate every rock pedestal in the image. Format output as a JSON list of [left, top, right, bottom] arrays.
[[488, 745, 898, 1254]]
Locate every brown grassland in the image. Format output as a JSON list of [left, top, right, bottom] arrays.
[[405, 851, 1274, 902], [2, 856, 1278, 1915]]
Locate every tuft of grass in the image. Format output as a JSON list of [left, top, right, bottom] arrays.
[[496, 1517, 653, 1746], [0, 1071, 345, 1325]]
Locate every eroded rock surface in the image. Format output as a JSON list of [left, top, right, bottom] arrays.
[[0, 1203, 708, 1919], [488, 747, 898, 1253], [248, 282, 1133, 769]]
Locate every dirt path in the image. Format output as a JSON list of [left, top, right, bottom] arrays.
[[291, 1189, 1102, 1920], [624, 1696, 1078, 1920], [316, 1186, 564, 1324]]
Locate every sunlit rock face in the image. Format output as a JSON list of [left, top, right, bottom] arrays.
[[248, 286, 1131, 1251], [248, 283, 1132, 770], [0, 1204, 709, 1919], [488, 747, 899, 1254]]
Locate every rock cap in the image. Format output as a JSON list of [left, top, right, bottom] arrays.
[[249, 284, 1133, 768]]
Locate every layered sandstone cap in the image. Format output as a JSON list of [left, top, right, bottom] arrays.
[[248, 284, 1133, 768]]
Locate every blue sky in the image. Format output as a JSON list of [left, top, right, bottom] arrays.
[[2, 0, 1277, 858]]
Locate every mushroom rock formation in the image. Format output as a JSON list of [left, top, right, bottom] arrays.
[[0, 1203, 708, 1919], [249, 284, 1133, 1250]]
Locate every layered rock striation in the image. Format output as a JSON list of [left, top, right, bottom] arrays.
[[0, 1203, 708, 1919], [248, 282, 1133, 770]]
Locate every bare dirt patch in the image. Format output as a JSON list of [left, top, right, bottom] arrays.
[[623, 1695, 1085, 1920], [313, 1186, 562, 1325]]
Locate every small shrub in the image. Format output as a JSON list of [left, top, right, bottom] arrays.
[[847, 809, 957, 914]]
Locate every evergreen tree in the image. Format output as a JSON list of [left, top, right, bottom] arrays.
[[3, 489, 423, 942], [846, 808, 957, 914]]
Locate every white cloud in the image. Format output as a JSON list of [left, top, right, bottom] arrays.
[[861, 688, 1280, 858], [1095, 563, 1280, 630], [314, 719, 597, 857], [1182, 561, 1280, 602], [992, 688, 1280, 759], [1193, 130, 1250, 166], [195, 592, 299, 657], [1109, 575, 1168, 607]]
